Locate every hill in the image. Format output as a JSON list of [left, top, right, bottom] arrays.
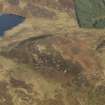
[[0, 0, 105, 105]]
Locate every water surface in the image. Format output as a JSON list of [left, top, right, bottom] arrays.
[[0, 13, 25, 36]]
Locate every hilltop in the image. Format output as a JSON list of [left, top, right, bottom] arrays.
[[0, 0, 105, 105]]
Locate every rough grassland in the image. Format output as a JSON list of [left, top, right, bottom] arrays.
[[0, 0, 105, 105]]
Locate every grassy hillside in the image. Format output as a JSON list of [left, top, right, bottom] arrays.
[[0, 0, 105, 105]]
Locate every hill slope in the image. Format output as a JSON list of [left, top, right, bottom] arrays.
[[0, 0, 105, 105]]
